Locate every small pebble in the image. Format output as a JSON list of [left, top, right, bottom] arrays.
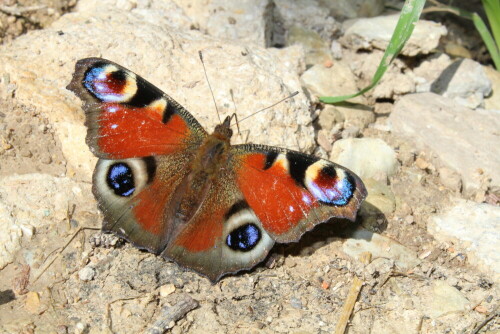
[[25, 291, 40, 313], [56, 325, 68, 334], [78, 267, 96, 281], [20, 148, 32, 158], [40, 153, 52, 164], [341, 126, 360, 138], [404, 215, 415, 225], [75, 322, 87, 334], [474, 305, 488, 313], [290, 297, 302, 309], [415, 157, 430, 170], [159, 284, 176, 297]]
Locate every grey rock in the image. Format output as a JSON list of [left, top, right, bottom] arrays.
[[0, 201, 20, 269], [274, 0, 341, 41], [341, 14, 447, 56], [300, 62, 364, 102], [339, 108, 375, 129], [172, 0, 272, 46], [421, 281, 470, 318], [78, 0, 193, 29], [341, 126, 361, 139], [204, 0, 273, 47], [363, 178, 396, 214], [316, 130, 332, 152], [373, 71, 416, 99], [429, 199, 500, 277], [267, 45, 307, 77], [390, 93, 500, 195], [431, 59, 492, 108], [343, 229, 420, 271], [438, 167, 462, 191], [330, 138, 398, 182], [317, 105, 344, 131], [330, 40, 343, 59], [287, 26, 333, 66], [413, 53, 452, 93], [483, 65, 500, 111], [319, 0, 385, 20]]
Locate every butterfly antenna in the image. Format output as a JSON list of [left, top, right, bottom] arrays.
[[236, 91, 299, 125], [199, 51, 222, 123], [229, 89, 241, 135]]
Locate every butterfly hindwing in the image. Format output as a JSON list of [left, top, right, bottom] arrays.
[[231, 144, 367, 243], [92, 152, 194, 253], [67, 57, 207, 159], [162, 173, 275, 282]]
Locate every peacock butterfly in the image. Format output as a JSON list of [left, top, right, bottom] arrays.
[[67, 57, 367, 282]]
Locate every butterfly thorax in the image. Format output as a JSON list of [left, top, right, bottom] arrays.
[[173, 119, 233, 227]]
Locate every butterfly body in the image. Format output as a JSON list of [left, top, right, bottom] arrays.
[[67, 57, 367, 282]]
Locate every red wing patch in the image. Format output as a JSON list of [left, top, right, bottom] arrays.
[[173, 207, 224, 252], [94, 103, 189, 159], [236, 153, 320, 235], [131, 177, 173, 236]]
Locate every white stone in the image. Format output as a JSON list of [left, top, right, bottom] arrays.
[[301, 62, 363, 103], [204, 0, 272, 47], [483, 65, 500, 110], [274, 0, 340, 40], [159, 284, 176, 297], [390, 93, 500, 195], [330, 138, 398, 182], [413, 53, 452, 93], [319, 0, 385, 20], [0, 202, 22, 269], [78, 266, 96, 281], [421, 281, 471, 318], [429, 199, 500, 277], [431, 59, 492, 109], [343, 229, 420, 270], [341, 14, 447, 56]]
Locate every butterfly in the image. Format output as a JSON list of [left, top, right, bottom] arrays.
[[66, 57, 367, 282]]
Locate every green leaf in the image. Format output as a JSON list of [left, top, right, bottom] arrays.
[[472, 12, 500, 70], [320, 0, 426, 104], [481, 0, 500, 69]]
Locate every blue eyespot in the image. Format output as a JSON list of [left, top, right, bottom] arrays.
[[106, 163, 135, 197], [226, 223, 261, 252], [83, 65, 128, 102], [308, 171, 355, 206]]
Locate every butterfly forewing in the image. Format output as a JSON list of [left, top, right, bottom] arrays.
[[67, 57, 207, 159]]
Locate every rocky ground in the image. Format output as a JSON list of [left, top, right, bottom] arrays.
[[0, 0, 499, 333]]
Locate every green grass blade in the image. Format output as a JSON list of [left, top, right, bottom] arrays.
[[320, 0, 426, 104], [481, 0, 500, 54], [472, 12, 500, 70]]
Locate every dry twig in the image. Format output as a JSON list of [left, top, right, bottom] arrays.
[[470, 310, 499, 334], [334, 252, 372, 334], [146, 294, 199, 334]]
